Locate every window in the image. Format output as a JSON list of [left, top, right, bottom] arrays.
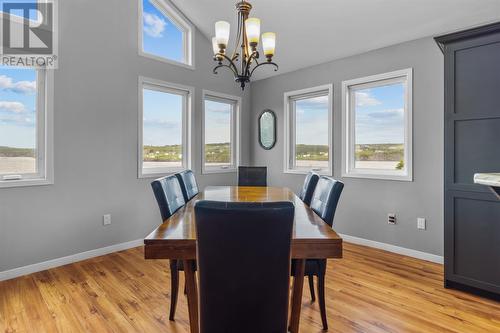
[[342, 68, 412, 181], [138, 77, 192, 177], [0, 66, 53, 188], [139, 0, 194, 68], [284, 84, 333, 175], [202, 90, 240, 174]]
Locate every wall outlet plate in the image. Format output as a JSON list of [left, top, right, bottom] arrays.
[[417, 217, 426, 230], [388, 213, 396, 225], [103, 214, 112, 226]]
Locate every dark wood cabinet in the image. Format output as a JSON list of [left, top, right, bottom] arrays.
[[435, 23, 500, 298]]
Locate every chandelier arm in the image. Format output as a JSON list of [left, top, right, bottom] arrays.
[[249, 61, 279, 77], [215, 52, 240, 74], [243, 51, 259, 76], [213, 63, 238, 77], [231, 5, 243, 60]]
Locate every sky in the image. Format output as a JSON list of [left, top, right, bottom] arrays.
[[143, 88, 183, 146], [0, 66, 37, 148], [142, 0, 184, 63], [204, 100, 231, 144], [354, 83, 405, 144], [295, 96, 329, 146]]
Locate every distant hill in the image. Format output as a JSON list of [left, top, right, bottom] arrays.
[[0, 146, 35, 157]]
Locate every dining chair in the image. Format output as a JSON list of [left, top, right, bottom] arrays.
[[298, 171, 320, 206], [238, 166, 267, 186], [195, 200, 294, 333], [292, 176, 344, 330], [150, 175, 189, 321], [175, 169, 199, 202]]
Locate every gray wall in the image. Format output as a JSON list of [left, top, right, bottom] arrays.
[[0, 0, 251, 272], [250, 38, 444, 256]]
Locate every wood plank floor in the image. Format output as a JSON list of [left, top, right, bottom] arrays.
[[1, 243, 500, 333]]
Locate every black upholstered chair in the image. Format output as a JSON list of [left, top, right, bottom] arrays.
[[150, 175, 186, 221], [150, 175, 189, 321], [292, 176, 344, 330], [175, 169, 199, 202], [195, 201, 294, 333], [298, 171, 320, 206], [238, 166, 267, 186]]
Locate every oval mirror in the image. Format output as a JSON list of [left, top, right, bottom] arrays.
[[258, 109, 276, 150]]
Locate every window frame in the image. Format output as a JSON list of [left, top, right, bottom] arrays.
[[138, 0, 195, 69], [341, 68, 413, 181], [138, 76, 193, 178], [0, 69, 54, 189], [283, 84, 333, 176], [201, 90, 241, 174]]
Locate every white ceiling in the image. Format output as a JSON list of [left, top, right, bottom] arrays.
[[172, 0, 500, 80]]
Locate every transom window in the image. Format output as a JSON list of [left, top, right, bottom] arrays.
[[0, 66, 53, 188], [138, 77, 192, 177], [140, 0, 193, 67], [284, 84, 333, 175], [202, 90, 240, 174], [342, 68, 413, 181]]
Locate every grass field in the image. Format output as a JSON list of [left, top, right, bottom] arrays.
[[0, 143, 405, 174]]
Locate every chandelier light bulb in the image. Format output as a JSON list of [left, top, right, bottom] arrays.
[[215, 21, 230, 47], [245, 18, 261, 45], [262, 32, 276, 57]]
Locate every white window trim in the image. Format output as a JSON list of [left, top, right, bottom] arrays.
[[283, 84, 333, 176], [138, 76, 193, 178], [341, 68, 413, 182], [201, 90, 241, 174], [0, 70, 54, 189], [138, 0, 195, 70]]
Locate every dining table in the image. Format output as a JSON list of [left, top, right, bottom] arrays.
[[144, 186, 343, 333]]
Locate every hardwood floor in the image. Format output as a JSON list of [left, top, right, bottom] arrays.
[[1, 243, 500, 333]]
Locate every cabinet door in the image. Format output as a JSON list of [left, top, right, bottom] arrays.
[[444, 32, 500, 295]]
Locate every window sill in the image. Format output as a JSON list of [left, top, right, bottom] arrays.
[[0, 178, 53, 189], [138, 168, 187, 179], [342, 171, 413, 182], [139, 50, 195, 71], [284, 169, 332, 177], [202, 167, 237, 175]]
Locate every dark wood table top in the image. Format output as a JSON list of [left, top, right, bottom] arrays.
[[144, 186, 343, 260]]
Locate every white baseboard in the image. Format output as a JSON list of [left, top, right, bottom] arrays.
[[340, 233, 444, 264], [0, 239, 144, 282]]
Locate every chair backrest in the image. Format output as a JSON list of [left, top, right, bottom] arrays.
[[195, 200, 294, 333], [310, 176, 344, 227], [238, 166, 267, 186], [299, 171, 320, 206], [175, 169, 199, 202], [150, 175, 186, 221]]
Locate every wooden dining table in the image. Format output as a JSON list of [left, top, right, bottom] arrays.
[[144, 186, 343, 333]]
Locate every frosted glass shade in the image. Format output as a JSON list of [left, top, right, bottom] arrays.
[[215, 21, 230, 46], [262, 32, 276, 56], [245, 18, 260, 44], [212, 37, 219, 54]]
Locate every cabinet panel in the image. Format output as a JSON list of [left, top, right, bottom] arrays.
[[455, 41, 500, 117]]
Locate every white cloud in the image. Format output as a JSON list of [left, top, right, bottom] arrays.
[[0, 75, 36, 94], [367, 108, 404, 119], [143, 12, 167, 38], [355, 91, 381, 107], [0, 101, 26, 113], [0, 113, 34, 126]]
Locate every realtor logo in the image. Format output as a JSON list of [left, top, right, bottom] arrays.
[[1, 0, 58, 68]]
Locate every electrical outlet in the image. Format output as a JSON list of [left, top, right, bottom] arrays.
[[417, 217, 426, 230], [388, 213, 396, 225], [103, 214, 112, 226]]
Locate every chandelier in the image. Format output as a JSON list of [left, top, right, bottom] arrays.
[[211, 0, 278, 90]]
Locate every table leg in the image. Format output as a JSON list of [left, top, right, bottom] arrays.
[[289, 259, 305, 333], [183, 260, 199, 333]]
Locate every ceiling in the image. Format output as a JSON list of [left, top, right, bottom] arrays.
[[172, 0, 500, 81]]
